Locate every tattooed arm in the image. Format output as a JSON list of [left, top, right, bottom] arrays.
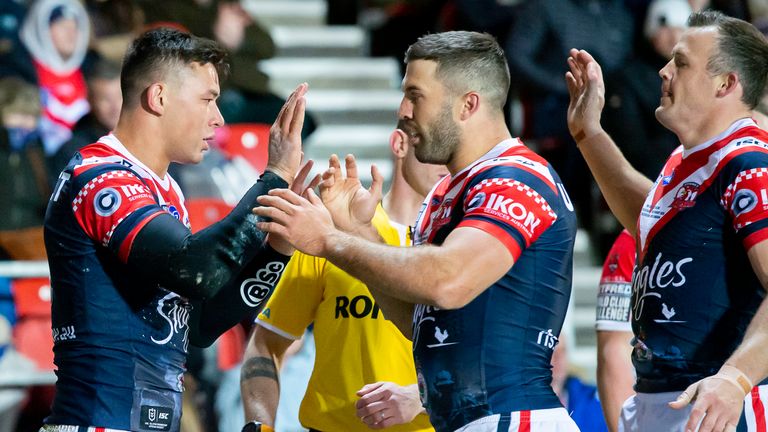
[[240, 324, 294, 426]]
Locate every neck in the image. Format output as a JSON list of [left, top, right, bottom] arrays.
[[676, 108, 753, 149], [382, 163, 426, 226], [448, 115, 511, 175], [113, 112, 170, 178]]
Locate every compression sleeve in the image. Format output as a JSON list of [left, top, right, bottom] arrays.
[[127, 171, 288, 300], [188, 243, 290, 347]]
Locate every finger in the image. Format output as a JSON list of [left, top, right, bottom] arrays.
[[257, 193, 300, 214], [566, 57, 582, 89], [280, 91, 299, 133], [289, 96, 306, 139], [345, 154, 359, 179], [252, 203, 292, 222], [369, 164, 384, 201], [669, 382, 699, 409], [305, 187, 323, 206], [318, 172, 335, 194], [274, 83, 301, 126], [291, 160, 315, 194], [306, 173, 322, 191], [329, 154, 342, 182], [360, 405, 388, 425], [685, 404, 707, 432], [357, 382, 385, 397], [280, 83, 307, 132], [724, 422, 737, 432], [268, 188, 307, 206], [254, 220, 288, 237]]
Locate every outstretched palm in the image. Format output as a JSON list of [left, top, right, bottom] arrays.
[[565, 49, 605, 140], [319, 154, 383, 234]]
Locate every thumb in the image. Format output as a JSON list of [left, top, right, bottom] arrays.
[[669, 381, 700, 409], [369, 164, 384, 201]]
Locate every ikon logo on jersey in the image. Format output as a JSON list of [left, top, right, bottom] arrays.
[[671, 182, 700, 210], [119, 183, 153, 202], [470, 192, 542, 235]]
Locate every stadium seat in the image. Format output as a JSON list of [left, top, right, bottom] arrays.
[[184, 198, 233, 234], [214, 123, 270, 174], [11, 277, 53, 370]]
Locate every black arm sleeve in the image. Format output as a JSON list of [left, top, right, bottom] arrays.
[[187, 243, 289, 347], [128, 171, 288, 300]]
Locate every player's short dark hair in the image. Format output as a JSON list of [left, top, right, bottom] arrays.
[[404, 31, 510, 111], [120, 28, 229, 108], [688, 11, 768, 110]]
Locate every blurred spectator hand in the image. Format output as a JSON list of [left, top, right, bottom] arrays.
[[214, 2, 252, 51]]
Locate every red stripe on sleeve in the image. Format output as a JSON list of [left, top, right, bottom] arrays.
[[744, 228, 768, 251], [458, 219, 522, 261]]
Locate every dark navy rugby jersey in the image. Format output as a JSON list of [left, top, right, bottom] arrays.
[[633, 118, 768, 393], [411, 139, 577, 432], [44, 134, 190, 431]]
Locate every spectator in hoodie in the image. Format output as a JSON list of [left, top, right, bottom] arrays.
[[20, 0, 91, 155]]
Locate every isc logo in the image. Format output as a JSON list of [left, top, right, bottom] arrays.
[[335, 295, 381, 319]]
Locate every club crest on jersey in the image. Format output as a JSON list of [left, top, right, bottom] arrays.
[[671, 182, 700, 210], [93, 187, 122, 217], [430, 198, 453, 230]]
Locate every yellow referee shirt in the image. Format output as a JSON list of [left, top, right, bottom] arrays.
[[256, 205, 433, 432]]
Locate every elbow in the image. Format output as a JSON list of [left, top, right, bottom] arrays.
[[430, 280, 474, 310]]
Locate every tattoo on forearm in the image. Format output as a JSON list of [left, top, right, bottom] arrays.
[[240, 356, 278, 382]]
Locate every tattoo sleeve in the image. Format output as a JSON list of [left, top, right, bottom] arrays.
[[240, 356, 278, 382]]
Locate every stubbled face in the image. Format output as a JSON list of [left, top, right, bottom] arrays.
[[398, 60, 461, 165], [162, 62, 224, 165], [50, 17, 78, 59], [656, 27, 721, 135], [397, 125, 449, 197], [89, 77, 122, 131]]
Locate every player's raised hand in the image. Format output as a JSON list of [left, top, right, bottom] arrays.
[[264, 159, 321, 255], [254, 188, 334, 257], [318, 154, 383, 235], [565, 49, 605, 143], [265, 83, 308, 183]]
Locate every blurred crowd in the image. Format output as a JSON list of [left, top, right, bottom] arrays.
[[0, 0, 767, 431]]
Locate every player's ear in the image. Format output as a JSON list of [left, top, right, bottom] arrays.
[[390, 129, 408, 159], [143, 82, 166, 116], [459, 91, 480, 121]]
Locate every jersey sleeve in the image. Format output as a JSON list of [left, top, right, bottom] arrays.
[[458, 177, 558, 261], [720, 167, 768, 250], [595, 230, 635, 332], [71, 167, 165, 263], [256, 251, 324, 339]]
